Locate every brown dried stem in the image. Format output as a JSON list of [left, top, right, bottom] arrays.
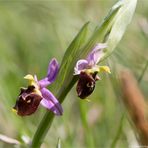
[[120, 70, 148, 145]]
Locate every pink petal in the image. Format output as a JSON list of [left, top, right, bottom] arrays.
[[74, 59, 88, 75], [40, 88, 63, 116], [47, 58, 59, 82], [39, 58, 59, 88], [87, 43, 107, 66]]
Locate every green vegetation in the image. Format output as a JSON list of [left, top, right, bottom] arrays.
[[0, 0, 147, 147]]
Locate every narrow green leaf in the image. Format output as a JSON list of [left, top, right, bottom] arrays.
[[104, 0, 137, 60], [52, 22, 89, 103], [111, 114, 125, 148], [138, 60, 148, 83], [79, 0, 122, 60]]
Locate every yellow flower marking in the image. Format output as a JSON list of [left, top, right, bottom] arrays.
[[84, 65, 111, 74], [24, 74, 42, 96], [85, 98, 91, 102], [99, 66, 111, 73], [24, 74, 36, 86], [12, 108, 17, 114]]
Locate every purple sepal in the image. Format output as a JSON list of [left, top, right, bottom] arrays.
[[74, 43, 107, 75], [38, 78, 51, 89], [39, 58, 59, 88], [86, 43, 107, 66], [40, 88, 63, 116], [47, 58, 59, 82], [74, 59, 88, 75]]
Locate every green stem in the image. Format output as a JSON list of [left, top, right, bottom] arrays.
[[79, 102, 95, 147], [31, 112, 54, 148], [31, 77, 77, 148], [111, 114, 125, 148]]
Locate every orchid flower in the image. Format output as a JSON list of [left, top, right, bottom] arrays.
[[13, 58, 63, 116], [74, 43, 111, 99]]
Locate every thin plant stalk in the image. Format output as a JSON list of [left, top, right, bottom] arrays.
[[138, 60, 148, 83], [111, 114, 125, 148]]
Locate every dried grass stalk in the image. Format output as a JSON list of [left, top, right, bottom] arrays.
[[120, 70, 148, 145]]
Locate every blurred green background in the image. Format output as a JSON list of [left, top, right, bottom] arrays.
[[0, 0, 147, 147]]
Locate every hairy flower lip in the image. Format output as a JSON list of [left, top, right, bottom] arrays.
[[77, 71, 96, 99], [13, 92, 43, 116]]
